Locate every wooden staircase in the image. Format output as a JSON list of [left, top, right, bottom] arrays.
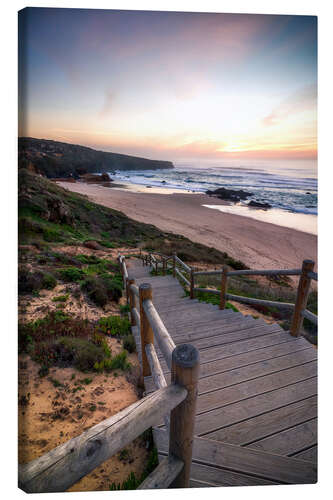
[[128, 258, 317, 487]]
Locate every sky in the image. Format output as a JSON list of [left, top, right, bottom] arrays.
[[18, 8, 317, 163]]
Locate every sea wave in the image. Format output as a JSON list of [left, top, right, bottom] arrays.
[[110, 163, 318, 216]]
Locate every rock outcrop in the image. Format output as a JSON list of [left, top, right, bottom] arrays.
[[206, 187, 252, 202], [248, 200, 272, 209]]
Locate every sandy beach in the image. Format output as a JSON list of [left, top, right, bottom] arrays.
[[58, 182, 317, 271]]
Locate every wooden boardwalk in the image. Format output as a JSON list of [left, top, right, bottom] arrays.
[[128, 259, 317, 487]]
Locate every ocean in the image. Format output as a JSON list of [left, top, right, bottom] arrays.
[[108, 160, 318, 235]]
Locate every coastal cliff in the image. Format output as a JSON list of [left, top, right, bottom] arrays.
[[18, 137, 174, 178]]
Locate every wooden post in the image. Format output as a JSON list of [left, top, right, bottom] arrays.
[[290, 260, 315, 337], [163, 258, 166, 276], [220, 265, 228, 310], [190, 269, 194, 299], [155, 259, 158, 275], [128, 278, 136, 326], [172, 253, 176, 278], [139, 283, 154, 378], [169, 344, 199, 488]]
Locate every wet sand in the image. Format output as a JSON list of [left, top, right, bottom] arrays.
[[58, 182, 317, 271]]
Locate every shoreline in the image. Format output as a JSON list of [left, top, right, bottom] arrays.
[[58, 181, 317, 271]]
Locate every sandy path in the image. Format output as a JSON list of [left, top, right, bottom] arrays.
[[58, 182, 317, 271]]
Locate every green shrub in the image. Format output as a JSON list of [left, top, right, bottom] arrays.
[[52, 294, 69, 302], [119, 304, 130, 315], [34, 336, 107, 371], [93, 351, 130, 372], [41, 273, 57, 289], [81, 274, 122, 307], [58, 267, 85, 282], [18, 310, 90, 354], [18, 267, 57, 294], [123, 334, 136, 353], [98, 315, 130, 336]]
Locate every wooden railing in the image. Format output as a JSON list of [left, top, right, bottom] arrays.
[[121, 254, 199, 488], [141, 251, 317, 338], [18, 260, 199, 493]]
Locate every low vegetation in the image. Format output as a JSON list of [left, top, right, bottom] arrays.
[[110, 430, 158, 490], [18, 311, 131, 373], [18, 169, 251, 268]]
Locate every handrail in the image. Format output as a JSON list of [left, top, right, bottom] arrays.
[[194, 287, 220, 295], [175, 268, 190, 287], [143, 298, 176, 369], [194, 269, 222, 277], [138, 252, 318, 337], [302, 308, 318, 325], [175, 256, 191, 273], [145, 343, 170, 429], [138, 455, 184, 490], [226, 293, 295, 310], [18, 384, 187, 493], [194, 268, 302, 277], [132, 307, 140, 327], [145, 343, 167, 389], [308, 271, 318, 281], [227, 268, 302, 277]]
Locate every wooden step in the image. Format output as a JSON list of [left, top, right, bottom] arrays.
[[154, 429, 317, 484]]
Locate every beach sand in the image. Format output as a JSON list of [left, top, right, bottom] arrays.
[[58, 182, 317, 271]]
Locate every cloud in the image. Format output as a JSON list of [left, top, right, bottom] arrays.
[[262, 84, 316, 127]]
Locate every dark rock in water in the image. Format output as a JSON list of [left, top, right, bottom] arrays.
[[162, 180, 166, 184], [206, 187, 252, 202], [306, 192, 311, 195], [100, 172, 113, 182], [146, 185, 152, 188], [248, 200, 272, 209]]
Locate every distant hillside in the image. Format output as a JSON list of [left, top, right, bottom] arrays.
[[18, 137, 174, 178]]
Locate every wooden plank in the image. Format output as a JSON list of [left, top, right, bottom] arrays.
[[158, 339, 312, 378], [157, 454, 277, 486], [19, 384, 188, 493], [167, 308, 235, 325], [145, 349, 317, 397], [154, 429, 317, 484], [195, 361, 317, 416], [197, 349, 317, 396], [164, 310, 244, 329], [149, 331, 307, 372], [197, 377, 317, 437], [196, 341, 314, 379], [171, 324, 285, 353], [158, 302, 217, 316], [247, 418, 317, 456], [208, 396, 317, 446], [170, 318, 266, 343], [138, 456, 183, 489], [293, 446, 317, 463]]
